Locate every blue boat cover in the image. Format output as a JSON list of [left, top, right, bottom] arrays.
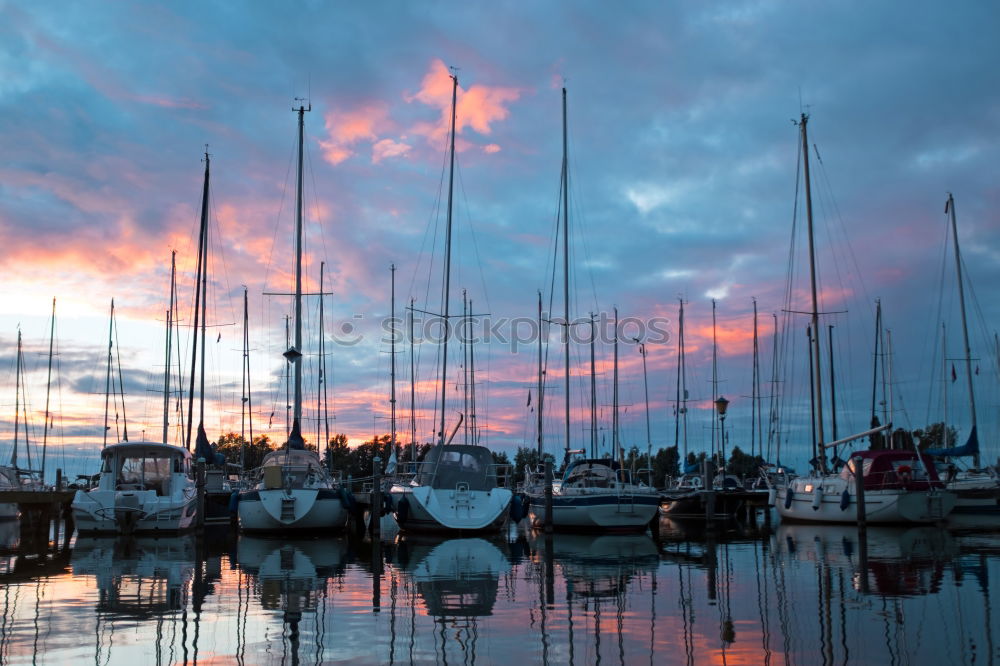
[[925, 426, 978, 457]]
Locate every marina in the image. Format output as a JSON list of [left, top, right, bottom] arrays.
[[3, 2, 1000, 664]]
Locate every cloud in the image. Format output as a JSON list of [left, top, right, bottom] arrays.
[[319, 103, 391, 165], [372, 138, 412, 163], [406, 59, 520, 147], [483, 143, 501, 154]]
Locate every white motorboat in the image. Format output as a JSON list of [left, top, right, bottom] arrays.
[[71, 441, 197, 534], [391, 444, 512, 534]]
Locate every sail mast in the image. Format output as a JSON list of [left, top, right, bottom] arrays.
[[242, 286, 251, 471], [185, 154, 210, 451], [437, 74, 458, 446], [590, 313, 597, 458], [290, 102, 310, 445], [390, 264, 397, 454], [103, 300, 114, 449], [163, 252, 176, 444], [409, 298, 416, 461], [12, 330, 22, 468], [42, 298, 56, 482], [319, 262, 329, 452], [800, 113, 827, 472], [751, 298, 759, 458], [946, 193, 979, 467], [562, 86, 571, 461], [536, 292, 544, 458]]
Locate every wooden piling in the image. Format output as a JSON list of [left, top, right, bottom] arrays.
[[195, 460, 206, 529], [543, 459, 554, 533], [853, 455, 866, 531], [370, 457, 382, 538]]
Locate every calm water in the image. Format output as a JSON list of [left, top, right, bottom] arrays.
[[1, 515, 998, 665]]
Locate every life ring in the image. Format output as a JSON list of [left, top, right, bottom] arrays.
[[897, 465, 913, 484], [690, 476, 703, 489]]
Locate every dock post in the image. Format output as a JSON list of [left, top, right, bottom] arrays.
[[371, 457, 382, 538], [853, 456, 866, 531], [55, 468, 62, 491], [543, 459, 554, 533], [195, 460, 206, 529]]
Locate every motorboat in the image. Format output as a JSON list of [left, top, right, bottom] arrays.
[[71, 441, 197, 534]]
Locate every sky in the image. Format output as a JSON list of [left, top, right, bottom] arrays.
[[2, 0, 999, 478]]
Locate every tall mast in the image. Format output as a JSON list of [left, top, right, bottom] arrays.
[[870, 299, 882, 426], [469, 297, 477, 444], [612, 307, 620, 463], [679, 299, 688, 459], [590, 313, 597, 458], [946, 193, 979, 467], [390, 264, 397, 454], [751, 298, 759, 458], [185, 153, 210, 451], [289, 102, 310, 446], [12, 330, 22, 468], [318, 262, 329, 451], [800, 114, 826, 472], [437, 74, 458, 447], [711, 299, 718, 458], [163, 252, 176, 444], [767, 312, 778, 462], [462, 291, 469, 444], [41, 298, 56, 482], [562, 87, 571, 461], [103, 300, 114, 448], [942, 323, 948, 448], [827, 325, 838, 442], [242, 287, 252, 470], [637, 340, 651, 468], [409, 298, 416, 461], [536, 292, 544, 458]]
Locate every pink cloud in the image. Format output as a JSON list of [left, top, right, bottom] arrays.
[[372, 138, 412, 163], [483, 143, 501, 154], [406, 59, 521, 147], [319, 103, 391, 165]]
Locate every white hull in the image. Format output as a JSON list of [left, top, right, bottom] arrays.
[[776, 477, 955, 524], [238, 488, 348, 532], [72, 488, 198, 534], [391, 485, 511, 533], [0, 504, 18, 521], [527, 491, 660, 531]]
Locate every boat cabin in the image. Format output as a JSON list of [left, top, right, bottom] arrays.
[[839, 450, 945, 491], [258, 449, 327, 489], [561, 459, 633, 488], [98, 442, 193, 496], [415, 445, 499, 491]]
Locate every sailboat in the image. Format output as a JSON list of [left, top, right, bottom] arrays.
[[923, 194, 1000, 515], [237, 101, 349, 533], [72, 299, 198, 534], [774, 114, 955, 524], [524, 89, 658, 532], [389, 74, 513, 534]]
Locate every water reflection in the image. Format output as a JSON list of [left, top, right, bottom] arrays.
[[0, 517, 996, 664]]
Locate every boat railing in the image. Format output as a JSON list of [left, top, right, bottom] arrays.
[[489, 464, 513, 489], [633, 467, 655, 488]]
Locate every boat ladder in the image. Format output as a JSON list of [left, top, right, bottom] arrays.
[[280, 496, 296, 521], [617, 489, 635, 513], [928, 491, 947, 520]]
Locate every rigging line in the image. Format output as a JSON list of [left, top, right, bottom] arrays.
[[454, 155, 493, 315]]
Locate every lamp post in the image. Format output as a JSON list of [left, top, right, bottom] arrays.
[[714, 395, 730, 480]]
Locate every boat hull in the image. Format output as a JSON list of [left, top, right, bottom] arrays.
[[527, 491, 659, 532], [775, 481, 955, 525], [391, 485, 511, 534], [71, 489, 198, 534], [238, 488, 348, 532]]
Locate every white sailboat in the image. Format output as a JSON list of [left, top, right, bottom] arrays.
[[525, 87, 658, 532], [237, 101, 349, 533], [923, 194, 1000, 515], [389, 73, 512, 534], [774, 114, 955, 525]]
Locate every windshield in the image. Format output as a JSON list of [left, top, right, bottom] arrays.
[[417, 446, 496, 491]]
